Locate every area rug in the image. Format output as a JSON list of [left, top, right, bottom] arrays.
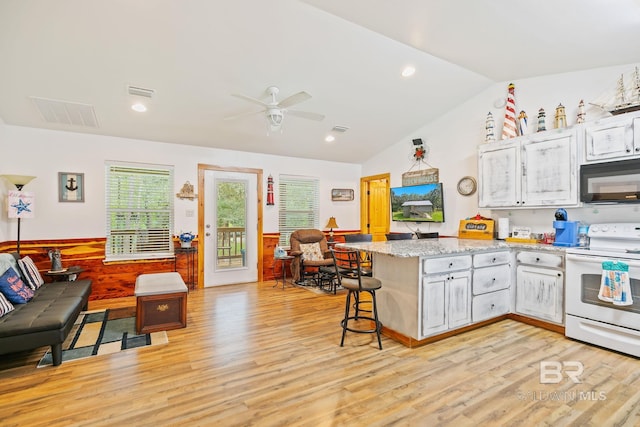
[[38, 307, 168, 367]]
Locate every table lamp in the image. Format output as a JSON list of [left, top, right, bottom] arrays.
[[325, 216, 339, 242], [1, 175, 36, 256]]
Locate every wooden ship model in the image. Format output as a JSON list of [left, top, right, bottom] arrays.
[[591, 66, 640, 115]]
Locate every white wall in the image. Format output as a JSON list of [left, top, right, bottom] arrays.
[[364, 62, 640, 236], [0, 125, 362, 242]]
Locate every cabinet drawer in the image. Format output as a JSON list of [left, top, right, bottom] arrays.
[[424, 255, 472, 274], [472, 264, 510, 295], [516, 251, 563, 268], [472, 289, 510, 322], [473, 251, 510, 268]]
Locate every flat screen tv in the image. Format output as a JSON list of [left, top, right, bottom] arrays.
[[390, 183, 445, 223]]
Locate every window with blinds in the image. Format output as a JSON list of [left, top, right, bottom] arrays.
[[105, 162, 174, 261], [278, 175, 319, 247]]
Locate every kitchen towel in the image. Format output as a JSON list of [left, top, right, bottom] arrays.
[[599, 260, 633, 306]]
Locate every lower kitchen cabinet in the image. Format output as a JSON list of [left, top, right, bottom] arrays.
[[472, 289, 510, 322], [472, 250, 511, 322], [515, 251, 564, 324], [421, 256, 472, 338]]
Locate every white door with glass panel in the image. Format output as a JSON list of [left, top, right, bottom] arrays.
[[204, 170, 257, 286]]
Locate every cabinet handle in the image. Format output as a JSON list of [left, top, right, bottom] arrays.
[[635, 147, 640, 152], [536, 257, 540, 262], [491, 304, 495, 310], [492, 258, 496, 263], [492, 278, 496, 282], [449, 262, 453, 268]]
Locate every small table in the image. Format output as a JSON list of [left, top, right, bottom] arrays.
[[174, 246, 197, 289], [272, 256, 294, 289], [45, 266, 85, 282]]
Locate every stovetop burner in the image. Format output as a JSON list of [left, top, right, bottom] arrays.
[[566, 223, 640, 260]]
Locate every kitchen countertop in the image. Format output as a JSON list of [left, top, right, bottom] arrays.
[[337, 238, 566, 258]]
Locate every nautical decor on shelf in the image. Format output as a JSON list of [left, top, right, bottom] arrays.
[[554, 103, 567, 128], [576, 99, 586, 123], [517, 110, 528, 135], [501, 83, 518, 139], [485, 112, 495, 142], [537, 108, 547, 132], [590, 66, 640, 115]]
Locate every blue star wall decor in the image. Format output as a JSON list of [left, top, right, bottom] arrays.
[[11, 198, 32, 215]]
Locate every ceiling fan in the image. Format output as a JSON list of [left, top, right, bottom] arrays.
[[225, 86, 325, 131]]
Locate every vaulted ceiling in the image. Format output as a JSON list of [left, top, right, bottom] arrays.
[[1, 0, 639, 163]]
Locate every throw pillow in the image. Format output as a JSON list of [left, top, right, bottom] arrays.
[[0, 291, 14, 317], [0, 253, 19, 277], [300, 242, 323, 261], [18, 256, 45, 291], [0, 267, 34, 304]]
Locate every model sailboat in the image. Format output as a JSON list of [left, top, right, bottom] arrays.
[[591, 66, 640, 115]]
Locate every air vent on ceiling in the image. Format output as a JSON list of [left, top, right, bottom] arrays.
[[127, 85, 155, 98], [30, 97, 99, 128], [331, 125, 349, 133]]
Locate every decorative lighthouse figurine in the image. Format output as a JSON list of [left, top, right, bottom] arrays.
[[485, 112, 496, 142], [537, 108, 547, 132], [266, 175, 274, 206], [501, 83, 518, 140], [554, 103, 567, 128], [576, 99, 586, 124], [517, 110, 528, 135]]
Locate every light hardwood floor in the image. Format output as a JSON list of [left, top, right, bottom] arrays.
[[2, 281, 640, 427]]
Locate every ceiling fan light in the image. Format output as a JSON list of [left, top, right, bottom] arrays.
[[267, 109, 283, 130]]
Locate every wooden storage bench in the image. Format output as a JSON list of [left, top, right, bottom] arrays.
[[135, 272, 188, 334]]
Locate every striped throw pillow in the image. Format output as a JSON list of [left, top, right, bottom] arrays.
[[0, 291, 14, 317], [18, 256, 45, 290]]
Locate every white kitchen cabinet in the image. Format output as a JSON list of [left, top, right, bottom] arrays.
[[478, 127, 579, 208], [584, 113, 639, 162], [472, 250, 511, 322], [421, 255, 472, 337], [472, 289, 510, 323], [515, 251, 564, 324]]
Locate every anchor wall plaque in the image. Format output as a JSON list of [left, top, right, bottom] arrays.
[[58, 172, 85, 202]]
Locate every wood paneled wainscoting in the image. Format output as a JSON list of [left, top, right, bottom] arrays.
[[3, 232, 353, 300], [0, 239, 195, 301]]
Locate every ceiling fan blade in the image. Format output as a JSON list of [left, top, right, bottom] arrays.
[[231, 93, 269, 107], [277, 91, 312, 108], [286, 109, 325, 121], [223, 109, 264, 121]]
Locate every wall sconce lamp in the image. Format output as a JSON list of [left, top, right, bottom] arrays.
[[1, 174, 37, 256], [325, 216, 339, 242]]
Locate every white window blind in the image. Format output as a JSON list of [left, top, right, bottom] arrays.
[[105, 162, 174, 261], [278, 175, 319, 247]]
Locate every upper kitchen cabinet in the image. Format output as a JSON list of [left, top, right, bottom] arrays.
[[478, 127, 580, 209], [584, 112, 640, 162]]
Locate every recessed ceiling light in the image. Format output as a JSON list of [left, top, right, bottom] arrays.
[[402, 66, 416, 78], [131, 103, 147, 112], [325, 135, 335, 142]]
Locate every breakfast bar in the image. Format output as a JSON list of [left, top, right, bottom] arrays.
[[338, 238, 519, 347]]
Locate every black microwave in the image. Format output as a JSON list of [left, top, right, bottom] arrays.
[[580, 158, 640, 203]]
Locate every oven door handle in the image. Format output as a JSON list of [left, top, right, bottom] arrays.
[[566, 253, 640, 268]]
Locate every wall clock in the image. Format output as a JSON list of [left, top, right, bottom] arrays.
[[457, 176, 477, 196]]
